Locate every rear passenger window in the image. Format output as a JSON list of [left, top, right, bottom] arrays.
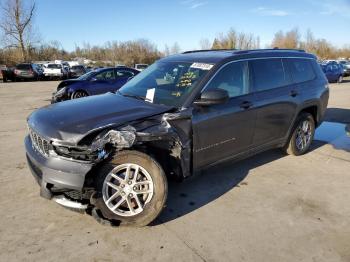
[[251, 59, 288, 92], [205, 61, 249, 98], [288, 59, 315, 83]]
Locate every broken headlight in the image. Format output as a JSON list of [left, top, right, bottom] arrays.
[[54, 87, 66, 97], [53, 145, 101, 162]]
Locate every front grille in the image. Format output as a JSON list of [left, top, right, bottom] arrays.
[[28, 127, 50, 157]]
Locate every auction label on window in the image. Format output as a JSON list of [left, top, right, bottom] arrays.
[[190, 63, 213, 70], [146, 88, 155, 103]]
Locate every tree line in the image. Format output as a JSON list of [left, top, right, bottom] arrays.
[[1, 0, 349, 66]]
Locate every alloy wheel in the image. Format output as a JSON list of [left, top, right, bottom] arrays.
[[102, 163, 154, 217], [295, 120, 312, 151]]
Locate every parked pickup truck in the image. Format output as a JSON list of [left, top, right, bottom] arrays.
[[44, 64, 68, 79]]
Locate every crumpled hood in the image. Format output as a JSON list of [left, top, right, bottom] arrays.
[[27, 93, 172, 144]]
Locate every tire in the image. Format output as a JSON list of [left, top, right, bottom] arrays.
[[283, 112, 315, 156], [337, 75, 343, 83], [72, 90, 88, 99], [93, 150, 168, 227]]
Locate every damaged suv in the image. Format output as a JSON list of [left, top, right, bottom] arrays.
[[25, 49, 329, 226]]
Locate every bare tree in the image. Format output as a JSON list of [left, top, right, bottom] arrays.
[[211, 28, 260, 50], [199, 38, 211, 49], [271, 28, 300, 49], [170, 42, 181, 54], [0, 0, 36, 61]]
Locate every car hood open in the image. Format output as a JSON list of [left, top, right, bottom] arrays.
[[27, 93, 173, 144]]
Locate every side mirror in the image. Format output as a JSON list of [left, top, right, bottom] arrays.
[[194, 88, 229, 106]]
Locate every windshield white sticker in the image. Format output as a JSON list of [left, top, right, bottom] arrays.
[[145, 88, 155, 103], [190, 63, 213, 70]]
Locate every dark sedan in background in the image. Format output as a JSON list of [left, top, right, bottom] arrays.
[[69, 65, 87, 78], [51, 66, 139, 103]]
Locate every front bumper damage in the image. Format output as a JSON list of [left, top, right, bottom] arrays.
[[25, 135, 93, 199], [25, 109, 192, 210]]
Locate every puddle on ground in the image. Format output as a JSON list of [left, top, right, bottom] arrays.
[[314, 121, 350, 152]]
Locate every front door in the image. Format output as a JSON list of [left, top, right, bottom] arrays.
[[89, 69, 117, 94], [192, 61, 257, 169]]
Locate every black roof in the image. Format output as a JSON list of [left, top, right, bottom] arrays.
[[161, 49, 316, 64]]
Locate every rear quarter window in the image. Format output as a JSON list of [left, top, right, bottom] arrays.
[[287, 58, 316, 83], [250, 58, 289, 92]]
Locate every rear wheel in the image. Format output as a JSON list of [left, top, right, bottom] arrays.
[[93, 150, 167, 227], [72, 90, 88, 99], [283, 113, 315, 156]]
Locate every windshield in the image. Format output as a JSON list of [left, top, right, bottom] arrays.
[[77, 70, 96, 80], [119, 61, 213, 107]]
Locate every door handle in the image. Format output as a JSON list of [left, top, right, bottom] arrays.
[[240, 101, 252, 109], [290, 90, 298, 97]]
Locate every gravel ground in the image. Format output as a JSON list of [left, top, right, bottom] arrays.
[[0, 79, 349, 262]]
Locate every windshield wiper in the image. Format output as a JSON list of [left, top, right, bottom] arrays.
[[117, 90, 146, 101]]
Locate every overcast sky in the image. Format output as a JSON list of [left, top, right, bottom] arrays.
[[34, 0, 350, 51]]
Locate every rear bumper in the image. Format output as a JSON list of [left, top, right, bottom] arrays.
[[25, 135, 93, 199], [44, 73, 63, 77]]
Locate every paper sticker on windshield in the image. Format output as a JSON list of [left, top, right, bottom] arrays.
[[190, 63, 213, 70], [145, 88, 155, 103]]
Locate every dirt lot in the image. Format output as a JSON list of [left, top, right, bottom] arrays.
[[0, 80, 349, 262]]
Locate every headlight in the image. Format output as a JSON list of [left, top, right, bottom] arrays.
[[55, 87, 66, 96], [53, 144, 99, 161]]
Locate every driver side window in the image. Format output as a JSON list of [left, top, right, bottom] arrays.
[[95, 69, 115, 80], [205, 61, 249, 98]]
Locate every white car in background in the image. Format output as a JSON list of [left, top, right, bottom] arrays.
[[43, 63, 69, 79], [135, 64, 148, 71]]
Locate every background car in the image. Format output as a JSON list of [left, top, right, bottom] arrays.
[[69, 65, 87, 78], [51, 66, 139, 102], [321, 62, 344, 83], [135, 64, 148, 71], [0, 65, 7, 81], [1, 67, 16, 82], [14, 63, 44, 81], [338, 60, 350, 76], [43, 63, 69, 80]]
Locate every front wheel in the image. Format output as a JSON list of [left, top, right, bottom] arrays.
[[337, 75, 343, 83], [94, 150, 168, 227], [283, 113, 315, 156], [72, 90, 88, 99]]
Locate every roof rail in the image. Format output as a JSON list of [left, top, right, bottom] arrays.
[[182, 48, 306, 54], [234, 48, 306, 54], [182, 49, 236, 54]]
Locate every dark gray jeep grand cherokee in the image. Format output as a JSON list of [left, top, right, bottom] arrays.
[[25, 49, 329, 226]]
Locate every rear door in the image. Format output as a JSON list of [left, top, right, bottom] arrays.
[[250, 58, 299, 147], [192, 60, 257, 169]]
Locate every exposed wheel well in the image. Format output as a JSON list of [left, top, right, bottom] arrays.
[[299, 106, 318, 126], [133, 142, 184, 181]]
